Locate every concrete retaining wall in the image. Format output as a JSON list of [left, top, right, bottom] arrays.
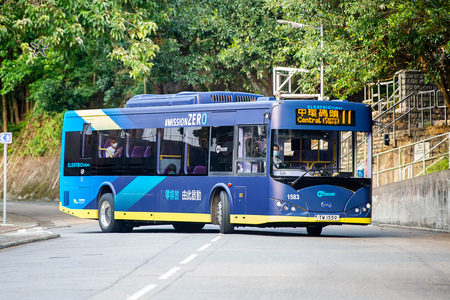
[[373, 169, 450, 230]]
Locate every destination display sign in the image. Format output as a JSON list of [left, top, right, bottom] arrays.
[[296, 108, 355, 126]]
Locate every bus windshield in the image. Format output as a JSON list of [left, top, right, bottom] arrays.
[[271, 129, 371, 178]]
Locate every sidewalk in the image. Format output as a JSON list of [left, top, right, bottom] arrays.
[[0, 212, 60, 249]]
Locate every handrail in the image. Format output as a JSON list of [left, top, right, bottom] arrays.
[[373, 133, 449, 187], [372, 92, 416, 121], [364, 73, 449, 186], [99, 147, 113, 158]]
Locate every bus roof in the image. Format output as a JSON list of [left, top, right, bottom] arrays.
[[126, 91, 273, 108]]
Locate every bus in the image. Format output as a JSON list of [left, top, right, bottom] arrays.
[[59, 91, 372, 235]]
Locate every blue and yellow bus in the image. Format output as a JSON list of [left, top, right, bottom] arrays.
[[60, 91, 372, 235]]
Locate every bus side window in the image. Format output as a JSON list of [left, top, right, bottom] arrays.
[[63, 131, 82, 176], [123, 128, 157, 175], [95, 130, 124, 175], [210, 126, 234, 172], [236, 125, 266, 174], [158, 128, 183, 174], [185, 127, 209, 175], [98, 130, 124, 158]]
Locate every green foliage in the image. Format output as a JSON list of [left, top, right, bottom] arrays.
[[0, 0, 160, 111], [267, 0, 450, 102], [425, 156, 449, 174], [12, 111, 64, 157], [148, 0, 299, 95]]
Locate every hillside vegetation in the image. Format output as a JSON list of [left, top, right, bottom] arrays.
[[2, 112, 62, 200]]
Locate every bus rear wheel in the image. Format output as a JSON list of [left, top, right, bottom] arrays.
[[98, 193, 123, 233], [217, 190, 234, 234]]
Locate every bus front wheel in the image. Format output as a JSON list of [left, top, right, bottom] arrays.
[[98, 193, 123, 233], [217, 191, 234, 234]]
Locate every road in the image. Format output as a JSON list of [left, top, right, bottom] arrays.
[[0, 201, 449, 300]]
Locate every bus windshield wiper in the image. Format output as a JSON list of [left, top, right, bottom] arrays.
[[289, 170, 311, 187]]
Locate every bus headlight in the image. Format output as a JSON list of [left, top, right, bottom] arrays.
[[366, 203, 371, 209], [283, 205, 289, 211], [291, 206, 296, 212], [276, 201, 283, 207], [355, 208, 360, 213]]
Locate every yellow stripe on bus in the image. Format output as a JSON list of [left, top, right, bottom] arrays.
[[115, 211, 211, 223], [154, 213, 211, 223], [60, 204, 372, 226], [233, 215, 371, 225], [75, 109, 121, 130], [59, 204, 98, 219]]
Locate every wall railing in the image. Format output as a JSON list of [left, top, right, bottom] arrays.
[[373, 133, 449, 187]]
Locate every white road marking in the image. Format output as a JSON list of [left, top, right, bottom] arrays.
[[126, 284, 157, 300], [180, 254, 197, 264], [159, 267, 181, 280], [197, 243, 211, 251], [127, 237, 221, 298], [211, 236, 222, 242]]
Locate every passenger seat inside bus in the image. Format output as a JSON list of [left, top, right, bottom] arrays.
[[144, 146, 152, 157], [100, 139, 111, 158], [192, 165, 206, 175], [131, 146, 144, 158]]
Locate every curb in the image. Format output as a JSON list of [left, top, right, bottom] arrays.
[[0, 227, 61, 249]]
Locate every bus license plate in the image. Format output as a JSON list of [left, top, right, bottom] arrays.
[[315, 215, 340, 221]]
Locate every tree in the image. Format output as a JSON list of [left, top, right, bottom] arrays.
[[150, 0, 299, 96], [215, 0, 299, 95], [267, 0, 450, 107], [0, 0, 160, 130]]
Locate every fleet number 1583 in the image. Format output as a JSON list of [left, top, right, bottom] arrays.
[[287, 194, 300, 200]]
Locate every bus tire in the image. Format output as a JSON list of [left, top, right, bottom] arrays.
[[98, 193, 123, 233], [218, 190, 234, 234], [306, 226, 323, 236]]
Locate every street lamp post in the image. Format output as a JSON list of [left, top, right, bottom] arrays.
[[277, 20, 324, 100]]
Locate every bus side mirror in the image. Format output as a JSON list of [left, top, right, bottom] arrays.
[[384, 134, 390, 146]]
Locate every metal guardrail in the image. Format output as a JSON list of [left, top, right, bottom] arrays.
[[372, 92, 417, 139], [363, 74, 449, 186], [373, 132, 450, 187], [370, 89, 448, 144], [364, 71, 402, 114]]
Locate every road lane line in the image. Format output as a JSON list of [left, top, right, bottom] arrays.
[[211, 236, 222, 242], [126, 284, 157, 300], [180, 254, 197, 264], [197, 243, 211, 251], [159, 267, 181, 280]]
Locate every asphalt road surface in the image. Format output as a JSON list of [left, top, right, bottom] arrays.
[[0, 201, 449, 300]]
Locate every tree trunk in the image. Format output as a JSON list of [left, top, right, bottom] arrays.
[[154, 83, 163, 94], [26, 85, 30, 114], [441, 87, 450, 110], [248, 74, 271, 96], [2, 93, 7, 132], [13, 97, 20, 124], [8, 96, 13, 124], [435, 75, 450, 110]]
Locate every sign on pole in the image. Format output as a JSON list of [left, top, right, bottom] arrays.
[[1, 132, 12, 225]]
